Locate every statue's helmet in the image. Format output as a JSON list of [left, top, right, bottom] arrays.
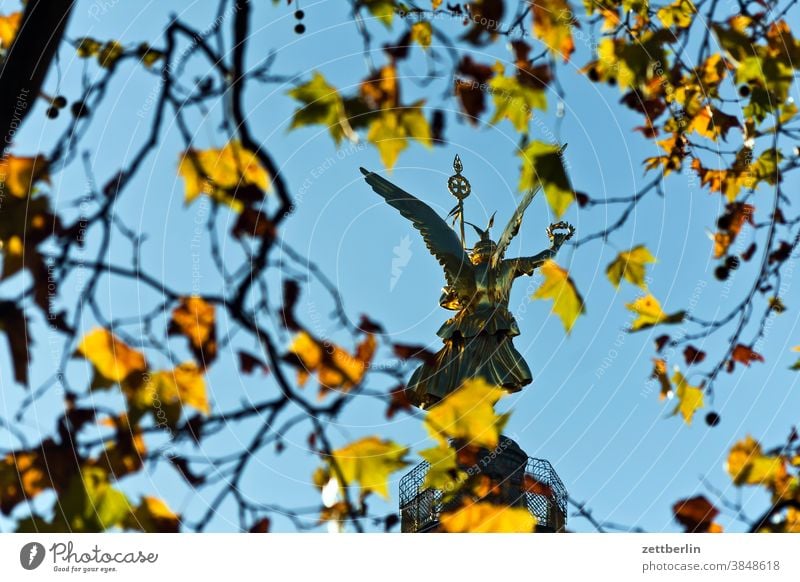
[[472, 236, 497, 256], [467, 216, 496, 264]]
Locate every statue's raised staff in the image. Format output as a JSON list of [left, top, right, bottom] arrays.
[[360, 155, 575, 409]]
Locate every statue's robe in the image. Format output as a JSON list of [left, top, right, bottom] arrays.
[[406, 251, 554, 408]]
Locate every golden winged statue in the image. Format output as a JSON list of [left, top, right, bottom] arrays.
[[360, 156, 574, 409]]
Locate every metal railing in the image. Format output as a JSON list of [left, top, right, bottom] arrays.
[[399, 457, 567, 533]]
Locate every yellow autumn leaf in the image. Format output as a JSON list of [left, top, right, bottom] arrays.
[[362, 0, 395, 27], [532, 260, 585, 333], [424, 378, 508, 449], [440, 500, 536, 532], [431, 0, 442, 8], [669, 369, 703, 425], [0, 154, 49, 198], [726, 435, 787, 487], [151, 362, 211, 415], [651, 358, 672, 400], [657, 0, 696, 28], [366, 107, 432, 170], [178, 141, 270, 212], [329, 436, 409, 499], [76, 328, 147, 383], [411, 21, 432, 49], [488, 62, 547, 133], [419, 445, 466, 493], [626, 294, 686, 332], [606, 245, 657, 289], [0, 11, 21, 49], [687, 106, 740, 141], [518, 141, 573, 218], [532, 0, 575, 61], [125, 497, 180, 532]]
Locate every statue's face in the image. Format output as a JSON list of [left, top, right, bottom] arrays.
[[470, 250, 488, 265], [470, 242, 495, 265]]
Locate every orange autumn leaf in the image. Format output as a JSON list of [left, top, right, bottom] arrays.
[[532, 0, 575, 62], [0, 11, 21, 49], [0, 451, 47, 514], [673, 495, 723, 533], [0, 154, 49, 198], [731, 344, 764, 367], [713, 231, 733, 259], [713, 203, 755, 257], [0, 441, 74, 514], [287, 331, 376, 394], [360, 64, 398, 110], [170, 296, 217, 365], [96, 414, 147, 478]]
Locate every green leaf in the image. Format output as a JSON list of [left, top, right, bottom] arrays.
[[288, 72, 355, 145], [41, 467, 133, 532]]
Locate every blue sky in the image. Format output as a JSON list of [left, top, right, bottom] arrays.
[[1, 0, 799, 532]]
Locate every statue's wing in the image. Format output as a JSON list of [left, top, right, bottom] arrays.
[[360, 167, 475, 293], [491, 185, 541, 268]]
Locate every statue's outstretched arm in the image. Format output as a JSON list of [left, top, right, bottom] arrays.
[[510, 247, 558, 277], [510, 222, 573, 277]]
